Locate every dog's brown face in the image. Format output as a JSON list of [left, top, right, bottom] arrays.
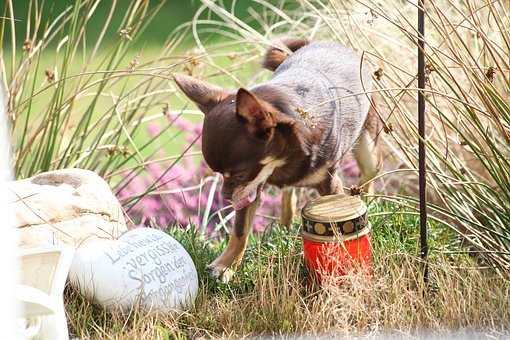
[[174, 74, 298, 210], [202, 96, 268, 208]]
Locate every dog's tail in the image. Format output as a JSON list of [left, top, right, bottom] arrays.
[[262, 38, 309, 71]]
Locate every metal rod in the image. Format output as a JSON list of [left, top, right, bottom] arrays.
[[418, 0, 429, 283]]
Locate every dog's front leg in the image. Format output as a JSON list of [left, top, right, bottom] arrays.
[[207, 197, 260, 282]]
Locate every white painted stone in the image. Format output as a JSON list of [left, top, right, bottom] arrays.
[[69, 228, 199, 313], [8, 168, 127, 247]]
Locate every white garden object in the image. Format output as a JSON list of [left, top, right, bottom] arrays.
[[16, 246, 75, 340], [70, 227, 199, 313], [9, 168, 127, 248], [0, 82, 17, 339]]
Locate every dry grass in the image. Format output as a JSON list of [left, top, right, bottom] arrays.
[[64, 211, 510, 339], [65, 251, 510, 339]]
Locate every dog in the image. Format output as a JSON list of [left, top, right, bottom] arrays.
[[174, 39, 381, 282]]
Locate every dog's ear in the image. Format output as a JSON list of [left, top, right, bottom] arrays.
[[173, 74, 229, 114], [236, 88, 277, 140]]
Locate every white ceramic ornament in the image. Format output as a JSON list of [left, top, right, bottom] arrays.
[[69, 228, 198, 313]]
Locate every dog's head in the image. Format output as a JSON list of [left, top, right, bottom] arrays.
[[174, 74, 308, 210]]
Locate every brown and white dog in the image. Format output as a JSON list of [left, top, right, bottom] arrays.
[[174, 39, 381, 282]]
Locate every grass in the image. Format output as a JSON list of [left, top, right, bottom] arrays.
[[64, 202, 510, 339]]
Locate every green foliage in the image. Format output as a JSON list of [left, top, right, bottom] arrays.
[[2, 0, 192, 182], [169, 222, 304, 296], [1, 0, 273, 47], [369, 199, 457, 255]]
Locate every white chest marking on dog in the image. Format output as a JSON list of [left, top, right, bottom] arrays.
[[237, 158, 286, 197], [260, 156, 277, 165]]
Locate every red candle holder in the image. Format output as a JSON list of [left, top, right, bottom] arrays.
[[301, 194, 373, 282]]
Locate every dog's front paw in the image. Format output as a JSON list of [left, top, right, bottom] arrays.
[[206, 263, 235, 284]]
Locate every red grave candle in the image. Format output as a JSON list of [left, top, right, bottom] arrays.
[[301, 194, 373, 282]]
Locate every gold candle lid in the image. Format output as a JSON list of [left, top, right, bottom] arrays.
[[301, 194, 368, 237]]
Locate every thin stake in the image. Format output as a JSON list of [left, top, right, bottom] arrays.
[[418, 0, 429, 282]]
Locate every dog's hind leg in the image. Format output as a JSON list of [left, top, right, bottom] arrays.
[[262, 38, 309, 71], [353, 105, 382, 194], [280, 187, 297, 227], [207, 198, 259, 282], [353, 131, 379, 194]]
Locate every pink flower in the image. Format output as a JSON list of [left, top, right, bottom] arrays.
[[116, 118, 284, 233], [170, 115, 196, 132], [142, 196, 162, 215], [341, 158, 360, 178], [146, 122, 161, 137]]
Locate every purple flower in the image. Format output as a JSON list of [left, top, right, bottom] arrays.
[[117, 118, 282, 233], [147, 122, 161, 137], [341, 157, 360, 178], [169, 115, 196, 132]]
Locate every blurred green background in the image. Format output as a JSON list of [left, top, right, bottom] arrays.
[[2, 0, 281, 178], [2, 0, 270, 46]]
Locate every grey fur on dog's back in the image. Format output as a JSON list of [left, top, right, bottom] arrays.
[[255, 42, 373, 163]]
